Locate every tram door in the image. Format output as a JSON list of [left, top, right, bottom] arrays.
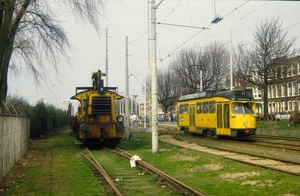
[[216, 102, 231, 136], [189, 104, 196, 132]]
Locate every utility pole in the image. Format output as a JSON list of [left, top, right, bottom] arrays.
[[132, 95, 138, 115], [200, 69, 203, 91], [125, 36, 130, 140], [151, 0, 163, 153], [106, 28, 108, 87], [191, 64, 202, 91], [230, 28, 233, 90], [144, 72, 147, 128]]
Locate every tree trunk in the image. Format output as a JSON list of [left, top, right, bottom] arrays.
[[0, 0, 26, 103], [263, 83, 269, 121]]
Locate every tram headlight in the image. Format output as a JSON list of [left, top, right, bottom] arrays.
[[117, 115, 124, 123]]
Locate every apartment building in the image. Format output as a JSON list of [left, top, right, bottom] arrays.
[[267, 56, 300, 113], [231, 56, 300, 114]]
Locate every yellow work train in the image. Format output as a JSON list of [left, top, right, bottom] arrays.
[[70, 70, 125, 146], [177, 90, 256, 138]]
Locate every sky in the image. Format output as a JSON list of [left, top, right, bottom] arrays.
[[7, 0, 300, 111]]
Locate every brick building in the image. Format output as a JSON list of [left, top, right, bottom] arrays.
[[229, 55, 300, 115]]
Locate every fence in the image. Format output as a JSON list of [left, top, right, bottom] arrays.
[[0, 114, 30, 178]]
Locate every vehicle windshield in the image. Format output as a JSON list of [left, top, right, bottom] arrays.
[[232, 103, 254, 114]]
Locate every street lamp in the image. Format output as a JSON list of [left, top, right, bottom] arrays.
[[130, 74, 148, 128], [119, 92, 124, 115], [132, 95, 138, 115], [191, 64, 203, 91]]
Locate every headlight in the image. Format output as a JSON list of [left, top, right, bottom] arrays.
[[117, 115, 124, 123]]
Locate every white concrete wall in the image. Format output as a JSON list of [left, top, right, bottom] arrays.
[[0, 114, 30, 178]]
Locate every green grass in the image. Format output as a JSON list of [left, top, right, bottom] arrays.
[[257, 120, 300, 130], [2, 127, 300, 195], [118, 131, 300, 195], [3, 128, 103, 196]]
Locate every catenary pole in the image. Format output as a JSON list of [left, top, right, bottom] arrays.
[[151, 0, 158, 153], [125, 36, 130, 140], [106, 28, 108, 86]]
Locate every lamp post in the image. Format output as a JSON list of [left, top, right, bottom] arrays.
[[132, 95, 138, 115], [150, 0, 159, 153], [130, 74, 148, 128], [191, 64, 203, 91], [119, 92, 123, 115], [125, 36, 130, 140]]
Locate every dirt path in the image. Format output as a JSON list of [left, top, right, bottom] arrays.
[[159, 134, 300, 176]]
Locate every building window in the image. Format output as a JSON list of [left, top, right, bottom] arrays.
[[275, 102, 279, 112], [281, 65, 285, 78], [276, 84, 279, 97], [293, 82, 297, 95], [293, 101, 296, 111], [288, 101, 292, 111], [292, 63, 296, 76], [287, 64, 291, 77], [282, 84, 286, 97], [282, 102, 287, 111], [288, 82, 292, 96]]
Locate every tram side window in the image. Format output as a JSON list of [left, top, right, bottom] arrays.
[[180, 104, 188, 114], [197, 102, 203, 113], [203, 102, 208, 113], [209, 101, 215, 113]]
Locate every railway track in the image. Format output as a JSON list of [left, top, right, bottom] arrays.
[[81, 147, 204, 195], [168, 134, 300, 176], [159, 122, 300, 152], [246, 136, 300, 153], [147, 123, 300, 175]]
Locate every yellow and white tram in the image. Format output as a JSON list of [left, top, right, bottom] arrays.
[[177, 90, 257, 138]]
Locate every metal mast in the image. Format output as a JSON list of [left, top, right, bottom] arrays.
[[151, 0, 159, 153], [105, 28, 108, 87], [125, 36, 130, 140]]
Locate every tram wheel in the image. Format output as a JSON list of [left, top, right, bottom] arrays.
[[206, 130, 215, 138], [183, 128, 189, 135]]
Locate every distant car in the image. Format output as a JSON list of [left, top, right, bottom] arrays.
[[289, 111, 300, 123], [158, 115, 165, 121], [274, 110, 293, 121], [172, 114, 177, 121], [141, 117, 149, 123], [256, 113, 263, 121], [268, 112, 279, 121]]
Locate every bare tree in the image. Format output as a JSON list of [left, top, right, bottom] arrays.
[[170, 41, 229, 94], [0, 0, 104, 103], [157, 68, 178, 120], [203, 42, 229, 90], [235, 17, 297, 120]]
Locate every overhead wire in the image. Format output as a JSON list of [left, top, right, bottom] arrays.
[[157, 0, 184, 68], [159, 0, 250, 62], [240, 1, 270, 20]]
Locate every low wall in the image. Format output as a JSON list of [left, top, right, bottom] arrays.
[[256, 128, 300, 137], [0, 114, 30, 178]]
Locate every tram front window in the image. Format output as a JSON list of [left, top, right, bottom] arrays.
[[232, 103, 254, 114]]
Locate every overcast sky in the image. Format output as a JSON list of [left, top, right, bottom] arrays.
[[7, 0, 300, 110]]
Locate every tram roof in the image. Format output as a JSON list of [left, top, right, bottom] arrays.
[[213, 90, 255, 101], [178, 90, 215, 101], [179, 90, 255, 101]]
